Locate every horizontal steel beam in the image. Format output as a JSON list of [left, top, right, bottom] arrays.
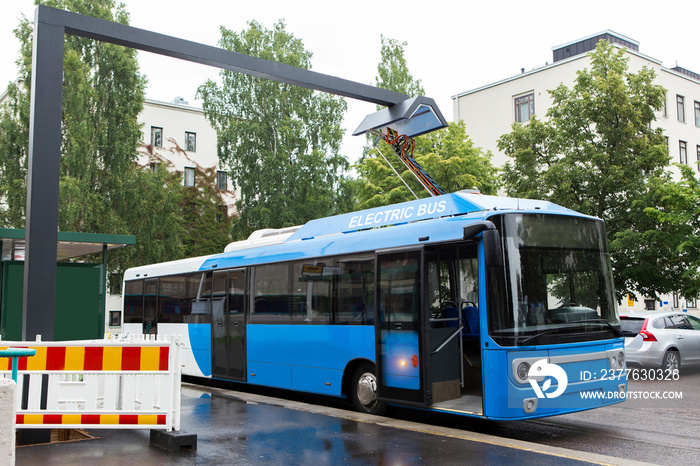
[[36, 5, 409, 106]]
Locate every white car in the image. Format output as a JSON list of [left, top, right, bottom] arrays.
[[621, 311, 700, 372]]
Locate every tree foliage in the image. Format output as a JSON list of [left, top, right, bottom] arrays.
[[0, 0, 186, 276], [498, 40, 699, 299], [197, 20, 350, 240], [354, 36, 498, 209], [376, 35, 425, 98], [613, 165, 700, 299]]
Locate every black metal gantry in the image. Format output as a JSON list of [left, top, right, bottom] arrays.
[[24, 5, 444, 340]]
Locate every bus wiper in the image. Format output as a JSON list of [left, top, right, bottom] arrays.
[[519, 319, 622, 345], [519, 325, 578, 345], [565, 319, 623, 337]]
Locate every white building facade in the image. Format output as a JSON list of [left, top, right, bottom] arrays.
[[139, 97, 237, 212], [106, 97, 237, 330], [452, 31, 700, 314]]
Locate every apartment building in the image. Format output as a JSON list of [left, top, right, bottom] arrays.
[[452, 31, 700, 313]]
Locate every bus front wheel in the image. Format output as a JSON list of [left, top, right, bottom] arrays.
[[350, 364, 386, 415]]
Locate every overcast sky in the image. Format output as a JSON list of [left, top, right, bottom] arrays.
[[2, 0, 699, 160]]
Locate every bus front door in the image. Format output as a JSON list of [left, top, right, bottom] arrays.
[[211, 269, 247, 381], [375, 249, 430, 406]]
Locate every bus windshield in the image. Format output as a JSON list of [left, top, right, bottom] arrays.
[[488, 214, 620, 346]]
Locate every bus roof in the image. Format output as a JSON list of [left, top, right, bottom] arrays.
[[124, 192, 583, 279], [288, 191, 574, 240]]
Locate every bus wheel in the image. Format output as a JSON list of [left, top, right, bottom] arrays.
[[350, 364, 386, 415]]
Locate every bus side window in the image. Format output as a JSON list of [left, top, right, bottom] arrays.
[[158, 274, 188, 324], [252, 263, 296, 322], [144, 278, 158, 334], [124, 279, 144, 323], [336, 256, 374, 325], [187, 272, 212, 324]]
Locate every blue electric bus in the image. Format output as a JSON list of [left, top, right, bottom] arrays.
[[122, 192, 627, 420]]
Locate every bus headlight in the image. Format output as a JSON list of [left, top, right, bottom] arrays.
[[608, 350, 625, 370], [517, 362, 530, 381]]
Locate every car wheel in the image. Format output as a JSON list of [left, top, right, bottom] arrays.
[[662, 350, 680, 373], [349, 363, 386, 415]]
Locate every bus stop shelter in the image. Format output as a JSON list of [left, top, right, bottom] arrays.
[[0, 229, 135, 341]]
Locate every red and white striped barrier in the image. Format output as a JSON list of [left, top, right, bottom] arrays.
[[0, 335, 181, 431]]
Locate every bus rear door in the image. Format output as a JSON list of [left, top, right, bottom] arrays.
[[211, 269, 247, 381]]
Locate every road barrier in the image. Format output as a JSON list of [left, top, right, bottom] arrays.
[[0, 334, 181, 431]]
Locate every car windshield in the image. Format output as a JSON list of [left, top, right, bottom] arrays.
[[488, 214, 620, 346]]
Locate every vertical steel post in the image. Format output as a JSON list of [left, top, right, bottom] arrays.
[[22, 13, 65, 341]]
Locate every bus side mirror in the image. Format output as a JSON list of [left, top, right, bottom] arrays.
[[482, 229, 503, 268]]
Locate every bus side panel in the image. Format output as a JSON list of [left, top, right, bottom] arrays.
[[247, 361, 292, 388], [187, 323, 212, 377], [157, 323, 209, 378], [123, 323, 211, 377], [247, 324, 375, 396], [292, 365, 343, 395]]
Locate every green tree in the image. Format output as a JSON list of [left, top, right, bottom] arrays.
[[354, 36, 498, 208], [376, 35, 425, 99], [0, 0, 186, 277], [498, 40, 699, 299], [197, 20, 349, 240], [613, 165, 700, 300], [0, 81, 28, 227], [180, 167, 233, 257]]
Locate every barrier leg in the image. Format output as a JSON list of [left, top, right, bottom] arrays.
[[0, 378, 16, 466], [150, 429, 197, 452]]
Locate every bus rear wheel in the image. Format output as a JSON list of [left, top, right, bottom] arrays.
[[350, 364, 386, 415]]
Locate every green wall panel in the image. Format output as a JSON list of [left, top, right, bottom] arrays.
[[0, 262, 104, 341]]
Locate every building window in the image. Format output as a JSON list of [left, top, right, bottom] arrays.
[[184, 167, 195, 187], [680, 141, 687, 164], [149, 162, 159, 173], [697, 145, 700, 166], [673, 293, 680, 309], [216, 205, 228, 222], [216, 171, 227, 190], [514, 93, 535, 123], [695, 101, 700, 127], [185, 131, 196, 152], [151, 126, 163, 147], [109, 311, 122, 327], [687, 297, 697, 309], [677, 95, 685, 122]]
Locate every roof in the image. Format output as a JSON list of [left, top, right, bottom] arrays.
[[0, 229, 136, 261]]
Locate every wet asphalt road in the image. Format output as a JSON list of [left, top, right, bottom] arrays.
[[14, 381, 643, 466], [391, 366, 700, 465], [16, 367, 700, 465]]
